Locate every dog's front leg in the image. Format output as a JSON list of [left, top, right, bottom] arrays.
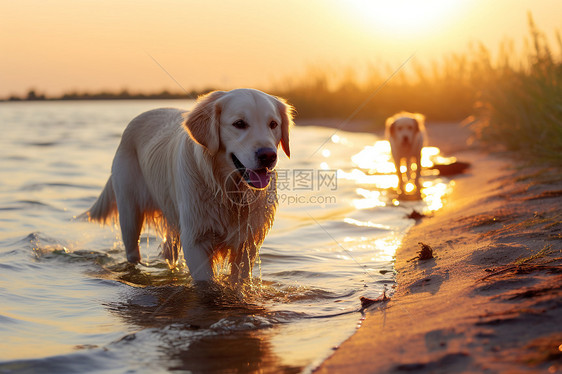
[[181, 235, 214, 282], [406, 158, 413, 185], [179, 206, 214, 282]]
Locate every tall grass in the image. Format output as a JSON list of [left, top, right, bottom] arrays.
[[272, 14, 562, 163], [474, 15, 562, 163]]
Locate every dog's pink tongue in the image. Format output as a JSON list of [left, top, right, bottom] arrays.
[[249, 169, 271, 189]]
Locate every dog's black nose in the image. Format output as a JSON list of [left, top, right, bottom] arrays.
[[256, 148, 277, 169]]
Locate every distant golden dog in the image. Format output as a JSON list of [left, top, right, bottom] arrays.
[[385, 112, 426, 194], [84, 89, 293, 283]]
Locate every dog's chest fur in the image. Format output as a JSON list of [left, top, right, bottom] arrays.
[[187, 168, 278, 255]]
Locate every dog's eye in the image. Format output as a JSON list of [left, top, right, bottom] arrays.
[[269, 121, 278, 130], [232, 120, 248, 130]]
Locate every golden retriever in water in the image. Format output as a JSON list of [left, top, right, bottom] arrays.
[[84, 89, 293, 282], [385, 112, 426, 195]]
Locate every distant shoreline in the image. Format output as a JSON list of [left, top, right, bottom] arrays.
[[0, 89, 213, 102]]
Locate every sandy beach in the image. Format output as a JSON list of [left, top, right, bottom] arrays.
[[315, 121, 562, 373]]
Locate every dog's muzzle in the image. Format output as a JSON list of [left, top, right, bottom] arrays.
[[231, 153, 272, 189], [401, 136, 411, 146]]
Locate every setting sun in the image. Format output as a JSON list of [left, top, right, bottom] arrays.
[[347, 0, 463, 35]]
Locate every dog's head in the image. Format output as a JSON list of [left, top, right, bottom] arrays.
[[183, 88, 294, 189], [386, 112, 425, 146]]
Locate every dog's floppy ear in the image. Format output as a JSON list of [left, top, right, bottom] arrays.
[[274, 96, 295, 158], [183, 91, 226, 156], [390, 121, 397, 137], [385, 116, 397, 139], [411, 113, 426, 134]]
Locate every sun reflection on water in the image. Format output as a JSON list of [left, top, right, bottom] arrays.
[[343, 217, 392, 230], [373, 236, 401, 262], [341, 140, 453, 213], [333, 138, 454, 267], [338, 169, 398, 190], [422, 179, 454, 212], [351, 141, 453, 171], [351, 188, 385, 209]]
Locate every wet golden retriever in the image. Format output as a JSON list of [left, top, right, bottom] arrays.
[[84, 89, 293, 282], [385, 112, 426, 194]]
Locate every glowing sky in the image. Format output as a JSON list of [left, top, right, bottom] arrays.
[[1, 0, 560, 96]]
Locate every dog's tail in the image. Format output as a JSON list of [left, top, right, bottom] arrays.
[[78, 177, 118, 224]]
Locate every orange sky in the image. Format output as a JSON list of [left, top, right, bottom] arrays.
[[1, 0, 560, 97]]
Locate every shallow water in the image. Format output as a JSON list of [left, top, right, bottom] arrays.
[[0, 100, 452, 373]]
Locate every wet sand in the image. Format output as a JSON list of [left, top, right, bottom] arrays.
[[313, 121, 562, 373]]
